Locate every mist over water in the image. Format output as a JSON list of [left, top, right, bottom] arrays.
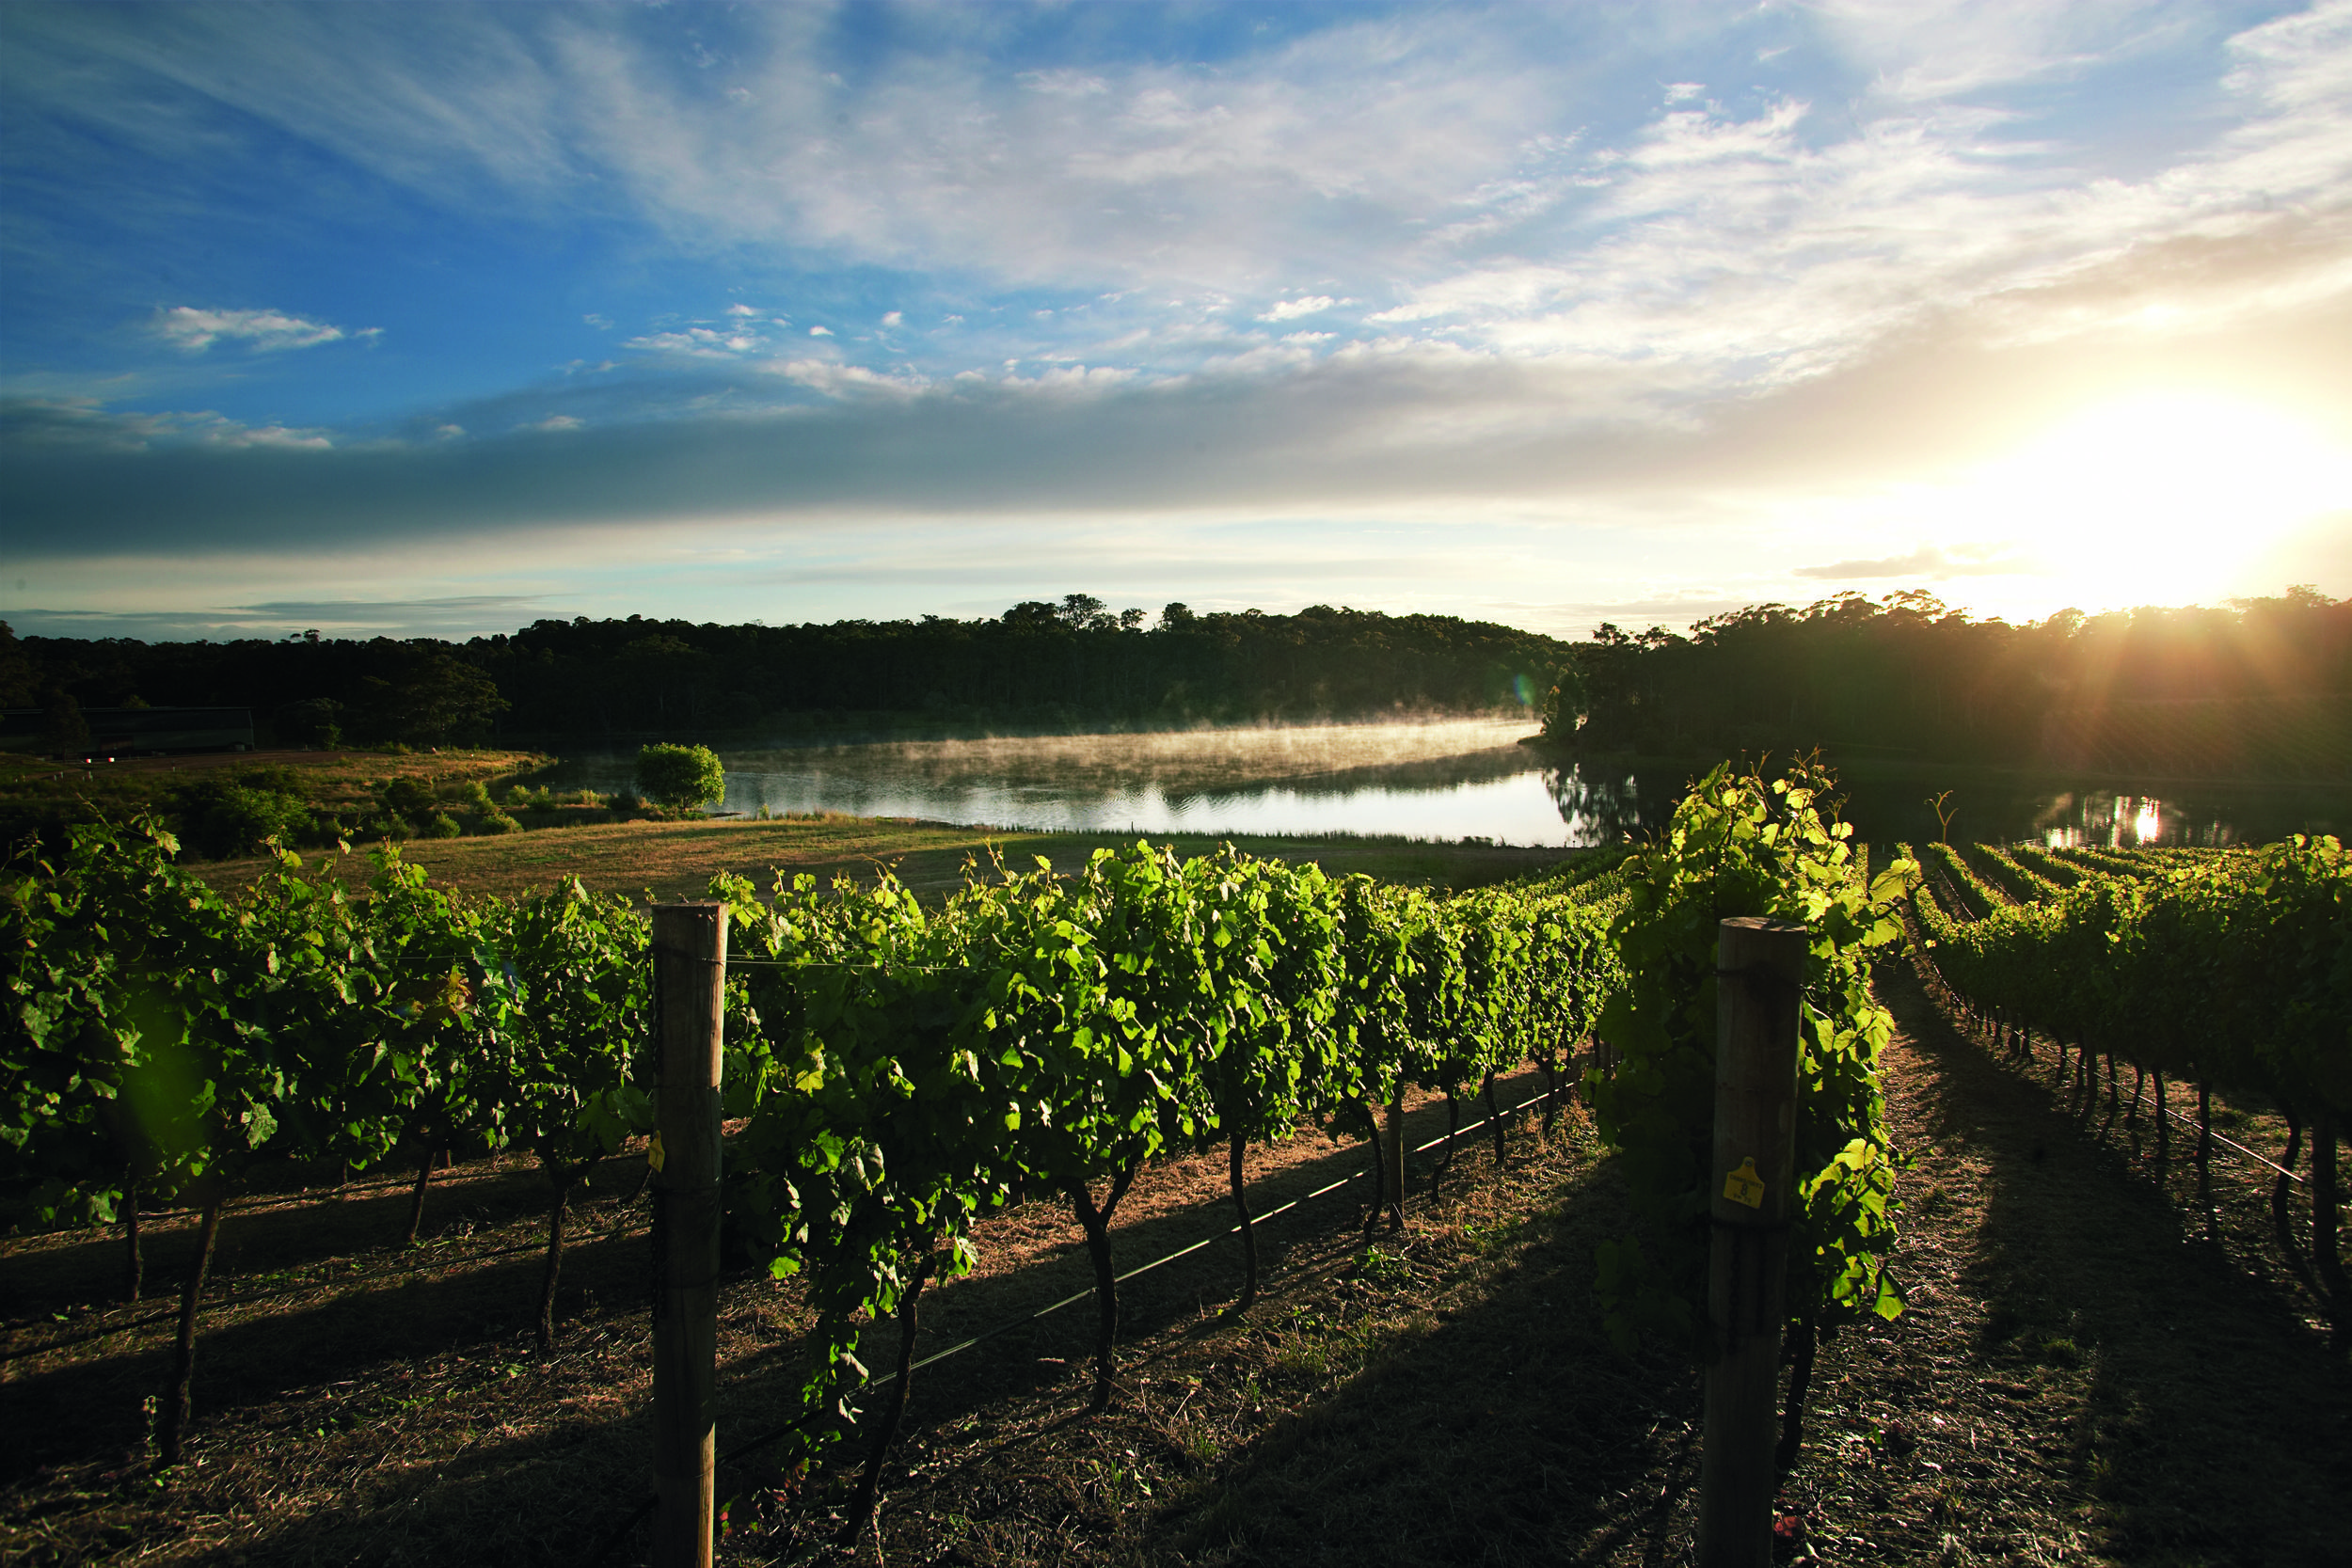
[[553, 720, 2335, 849]]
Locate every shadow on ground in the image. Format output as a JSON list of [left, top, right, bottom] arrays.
[[1147, 1158, 1703, 1568], [1853, 964, 2352, 1567]]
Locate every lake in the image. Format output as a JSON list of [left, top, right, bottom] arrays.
[[552, 720, 2344, 850]]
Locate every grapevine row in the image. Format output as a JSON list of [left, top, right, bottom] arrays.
[[1905, 833, 2351, 1339], [7, 768, 1914, 1513]]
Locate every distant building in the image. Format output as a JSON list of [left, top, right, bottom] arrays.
[[0, 706, 255, 757]]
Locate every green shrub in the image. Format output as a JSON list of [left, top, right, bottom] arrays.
[[166, 781, 316, 859], [374, 776, 437, 819], [236, 765, 307, 796], [636, 743, 724, 811], [497, 783, 562, 813], [426, 813, 463, 839], [478, 810, 522, 835]]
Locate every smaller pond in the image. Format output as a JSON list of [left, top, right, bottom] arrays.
[[549, 721, 2342, 851]]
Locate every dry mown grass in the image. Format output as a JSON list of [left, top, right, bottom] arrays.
[[6, 959, 2347, 1568], [0, 748, 541, 824], [198, 817, 1575, 905]]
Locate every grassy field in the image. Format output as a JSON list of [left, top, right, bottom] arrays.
[[0, 747, 549, 843], [194, 813, 1582, 903]]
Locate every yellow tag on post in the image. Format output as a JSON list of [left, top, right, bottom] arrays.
[[1723, 1156, 1766, 1209], [646, 1131, 666, 1174]]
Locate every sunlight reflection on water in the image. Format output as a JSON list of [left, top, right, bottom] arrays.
[[561, 719, 1633, 847], [725, 772, 1609, 846], [552, 721, 2327, 848], [703, 720, 1633, 846]]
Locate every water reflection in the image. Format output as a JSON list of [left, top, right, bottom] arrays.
[[1544, 766, 1650, 845], [2031, 790, 2242, 849], [547, 721, 2333, 849], [557, 720, 1606, 846]]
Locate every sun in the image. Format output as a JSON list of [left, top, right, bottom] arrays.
[[1920, 391, 2352, 610], [1987, 393, 2351, 605]]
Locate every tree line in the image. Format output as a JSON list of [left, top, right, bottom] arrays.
[[7, 586, 2345, 772], [0, 595, 1566, 749], [1541, 586, 2352, 773]]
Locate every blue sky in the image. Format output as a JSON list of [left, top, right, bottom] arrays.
[[3, 0, 2348, 641]]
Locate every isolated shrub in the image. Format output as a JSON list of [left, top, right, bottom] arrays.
[[374, 776, 437, 820], [426, 813, 463, 839], [636, 743, 724, 811], [478, 810, 522, 835], [165, 779, 316, 859]]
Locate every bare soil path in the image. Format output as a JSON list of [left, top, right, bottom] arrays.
[[1772, 960, 2351, 1568]]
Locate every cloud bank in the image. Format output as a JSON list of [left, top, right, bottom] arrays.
[[1, 1, 2346, 636]]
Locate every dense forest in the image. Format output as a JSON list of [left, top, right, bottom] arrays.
[[5, 586, 2347, 779], [1544, 586, 2352, 778], [0, 596, 1568, 748]]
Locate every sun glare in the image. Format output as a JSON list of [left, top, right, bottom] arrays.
[[1921, 392, 2352, 610]]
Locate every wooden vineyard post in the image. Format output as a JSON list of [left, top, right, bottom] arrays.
[[652, 903, 727, 1568], [1385, 1091, 1406, 1228], [1697, 917, 1807, 1568]]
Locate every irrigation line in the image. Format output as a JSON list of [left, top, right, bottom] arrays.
[[108, 1142, 645, 1223], [592, 1085, 1563, 1563], [882, 1086, 1551, 1389], [6, 1146, 654, 1345], [2, 1210, 653, 1364], [723, 958, 981, 974], [1919, 946, 2308, 1188], [2045, 1038, 2306, 1185]]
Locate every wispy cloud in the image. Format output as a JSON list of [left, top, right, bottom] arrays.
[[238, 594, 541, 619], [2, 397, 334, 451], [0, 594, 545, 641], [151, 306, 373, 353], [1257, 295, 1343, 323], [626, 325, 769, 356], [1793, 544, 2027, 580], [27, 3, 2352, 405]]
